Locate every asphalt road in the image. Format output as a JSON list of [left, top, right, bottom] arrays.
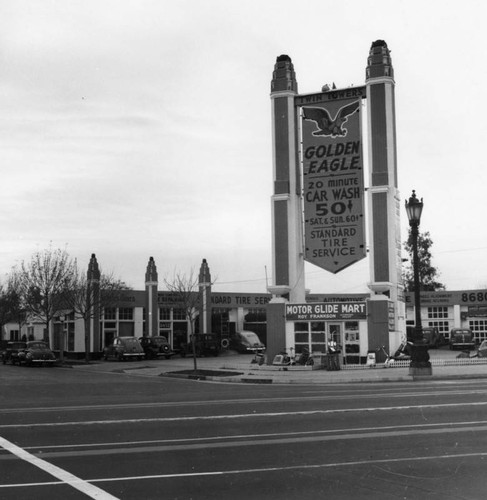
[[2, 360, 487, 499]]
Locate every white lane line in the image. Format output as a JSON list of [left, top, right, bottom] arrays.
[[0, 436, 119, 499], [14, 418, 487, 451], [2, 387, 487, 414], [2, 400, 487, 429], [2, 450, 487, 488]]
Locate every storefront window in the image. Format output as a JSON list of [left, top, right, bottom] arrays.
[[104, 308, 116, 320], [173, 308, 186, 320], [160, 308, 171, 320], [119, 308, 133, 320], [470, 320, 487, 343], [427, 320, 450, 336], [294, 322, 326, 354], [344, 321, 360, 364]]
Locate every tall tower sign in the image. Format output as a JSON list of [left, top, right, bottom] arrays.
[[297, 92, 366, 273]]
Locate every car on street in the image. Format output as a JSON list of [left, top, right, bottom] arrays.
[[17, 341, 57, 366], [230, 330, 266, 354], [138, 336, 173, 359], [1, 341, 27, 365], [180, 333, 220, 357], [476, 340, 487, 357], [422, 327, 445, 348], [103, 336, 145, 361], [449, 328, 476, 350]]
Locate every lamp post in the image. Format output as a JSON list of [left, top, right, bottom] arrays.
[[405, 190, 432, 377], [59, 314, 65, 364]]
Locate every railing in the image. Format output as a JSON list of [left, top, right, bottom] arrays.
[[341, 357, 487, 370]]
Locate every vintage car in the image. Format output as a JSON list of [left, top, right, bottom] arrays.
[[17, 341, 56, 366], [138, 336, 173, 359], [449, 328, 476, 350], [103, 336, 145, 361], [180, 333, 220, 357], [421, 327, 445, 348], [230, 330, 266, 354], [1, 341, 27, 365], [476, 340, 487, 358]]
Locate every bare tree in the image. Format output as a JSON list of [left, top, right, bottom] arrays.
[[60, 259, 131, 363], [14, 246, 76, 350], [0, 283, 15, 341], [164, 269, 200, 372]]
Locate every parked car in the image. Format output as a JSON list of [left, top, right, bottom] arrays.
[[1, 341, 27, 365], [103, 336, 145, 361], [230, 330, 266, 354], [17, 341, 56, 366], [422, 327, 445, 348], [476, 340, 487, 358], [139, 336, 173, 359], [449, 328, 476, 350], [180, 334, 220, 357]]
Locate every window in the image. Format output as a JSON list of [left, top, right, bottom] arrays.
[[104, 308, 116, 320], [470, 320, 487, 343], [427, 320, 450, 337], [173, 308, 186, 320], [160, 308, 171, 320], [294, 322, 326, 354], [427, 307, 448, 319], [119, 308, 133, 320]]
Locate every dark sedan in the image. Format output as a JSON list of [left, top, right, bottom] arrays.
[[1, 341, 27, 365], [17, 341, 57, 366], [139, 336, 173, 359]]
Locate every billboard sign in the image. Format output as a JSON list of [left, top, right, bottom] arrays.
[[299, 96, 366, 273]]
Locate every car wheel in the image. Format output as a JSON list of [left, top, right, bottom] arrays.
[[117, 353, 124, 362]]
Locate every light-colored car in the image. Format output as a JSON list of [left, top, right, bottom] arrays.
[[477, 340, 487, 357], [103, 336, 145, 361]]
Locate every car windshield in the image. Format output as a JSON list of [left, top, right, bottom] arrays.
[[242, 332, 261, 344], [28, 342, 49, 350], [122, 338, 139, 346], [152, 338, 168, 345], [11, 343, 26, 349]]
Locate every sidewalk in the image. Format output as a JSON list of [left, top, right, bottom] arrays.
[[69, 349, 487, 384]]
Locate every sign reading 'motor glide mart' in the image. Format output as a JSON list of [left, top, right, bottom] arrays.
[[286, 302, 367, 321], [297, 90, 366, 273]]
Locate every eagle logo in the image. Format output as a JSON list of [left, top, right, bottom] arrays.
[[302, 100, 360, 138]]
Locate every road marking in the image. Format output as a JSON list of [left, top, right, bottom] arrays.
[[2, 387, 487, 414], [2, 400, 487, 429], [2, 450, 487, 488], [15, 418, 487, 452], [1, 422, 486, 461], [0, 436, 119, 499]]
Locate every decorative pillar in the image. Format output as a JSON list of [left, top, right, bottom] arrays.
[[268, 54, 305, 304], [87, 253, 101, 355], [145, 257, 158, 337], [267, 55, 305, 363], [198, 259, 212, 334], [365, 40, 404, 351]]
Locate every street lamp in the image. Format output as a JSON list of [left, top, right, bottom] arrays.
[[405, 190, 432, 377], [59, 314, 65, 364]]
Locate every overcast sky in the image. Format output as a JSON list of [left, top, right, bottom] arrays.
[[1, 0, 486, 294]]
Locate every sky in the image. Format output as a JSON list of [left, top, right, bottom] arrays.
[[1, 0, 486, 294]]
